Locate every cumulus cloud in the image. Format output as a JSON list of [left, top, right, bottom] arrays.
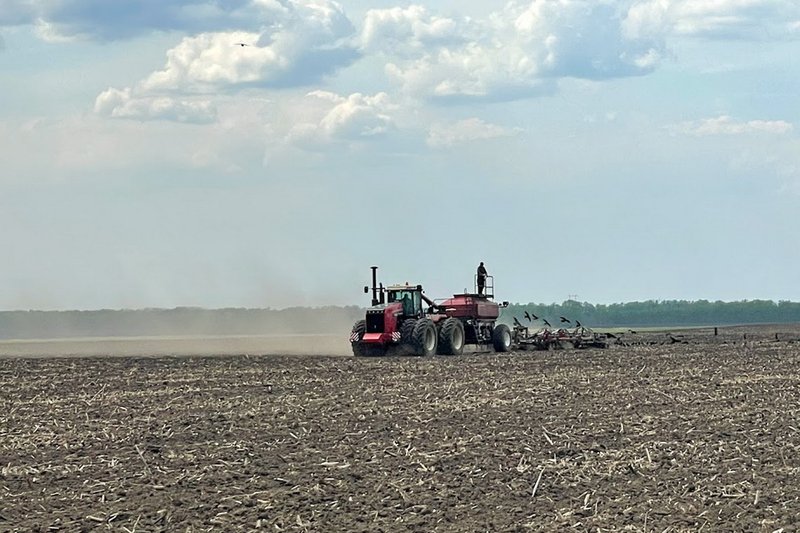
[[366, 1, 664, 102], [669, 116, 794, 136], [139, 3, 357, 93], [624, 0, 800, 41], [93, 0, 358, 122], [362, 0, 800, 103], [427, 118, 520, 148], [94, 87, 217, 124], [140, 31, 279, 92], [361, 5, 467, 56], [288, 91, 396, 149]]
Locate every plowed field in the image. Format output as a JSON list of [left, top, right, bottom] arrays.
[[2, 327, 800, 532]]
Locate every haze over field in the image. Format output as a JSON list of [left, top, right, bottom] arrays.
[[2, 1, 799, 311]]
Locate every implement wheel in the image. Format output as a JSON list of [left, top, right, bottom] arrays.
[[492, 324, 512, 353], [412, 319, 438, 356], [438, 318, 465, 355]]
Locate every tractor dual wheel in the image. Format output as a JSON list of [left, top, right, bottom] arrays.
[[398, 319, 417, 356], [438, 317, 465, 355], [492, 324, 512, 353], [411, 319, 438, 357], [400, 319, 417, 343]]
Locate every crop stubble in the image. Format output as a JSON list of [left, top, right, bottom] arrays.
[[2, 329, 800, 532]]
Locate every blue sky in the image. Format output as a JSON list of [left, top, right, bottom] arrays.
[[1, 0, 799, 310]]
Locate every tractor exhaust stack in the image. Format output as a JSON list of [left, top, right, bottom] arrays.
[[370, 266, 380, 306]]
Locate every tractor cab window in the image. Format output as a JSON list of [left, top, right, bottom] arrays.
[[389, 290, 420, 316]]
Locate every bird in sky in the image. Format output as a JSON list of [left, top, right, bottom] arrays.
[[543, 319, 552, 327], [513, 317, 523, 328], [234, 42, 250, 47], [559, 316, 571, 324], [524, 311, 531, 322], [575, 320, 582, 328]]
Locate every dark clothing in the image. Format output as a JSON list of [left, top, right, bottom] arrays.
[[477, 264, 488, 295]]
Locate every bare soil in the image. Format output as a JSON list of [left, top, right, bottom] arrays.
[[2, 325, 800, 532]]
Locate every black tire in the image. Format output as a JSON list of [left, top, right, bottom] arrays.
[[412, 319, 438, 356], [399, 319, 417, 356], [350, 320, 367, 357], [438, 318, 465, 355], [492, 324, 512, 353], [400, 319, 417, 342]]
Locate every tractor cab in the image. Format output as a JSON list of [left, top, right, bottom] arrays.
[[386, 284, 424, 318]]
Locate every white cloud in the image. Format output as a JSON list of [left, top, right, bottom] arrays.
[[385, 44, 558, 102], [369, 1, 665, 102], [361, 0, 800, 103], [427, 118, 519, 148], [669, 115, 794, 136], [583, 112, 618, 124], [288, 91, 396, 149], [624, 0, 800, 41], [94, 87, 217, 124], [361, 5, 466, 56], [139, 2, 357, 93], [92, 0, 357, 123], [86, 0, 357, 122], [32, 19, 81, 43], [139, 31, 275, 92]]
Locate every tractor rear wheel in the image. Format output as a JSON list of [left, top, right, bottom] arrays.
[[412, 319, 438, 356], [350, 320, 367, 357], [492, 324, 512, 353], [438, 318, 465, 355]]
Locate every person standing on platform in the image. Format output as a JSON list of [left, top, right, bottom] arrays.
[[477, 262, 488, 295]]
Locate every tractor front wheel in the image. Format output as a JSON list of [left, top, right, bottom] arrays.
[[399, 319, 418, 356], [412, 319, 438, 356], [438, 318, 465, 355], [350, 320, 367, 357]]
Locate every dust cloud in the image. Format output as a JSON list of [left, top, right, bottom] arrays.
[[0, 307, 362, 357], [0, 334, 351, 358]]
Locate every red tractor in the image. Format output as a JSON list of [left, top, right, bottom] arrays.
[[349, 266, 513, 356]]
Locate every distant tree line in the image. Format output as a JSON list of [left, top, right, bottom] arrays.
[[501, 300, 800, 328], [1, 300, 799, 340]]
